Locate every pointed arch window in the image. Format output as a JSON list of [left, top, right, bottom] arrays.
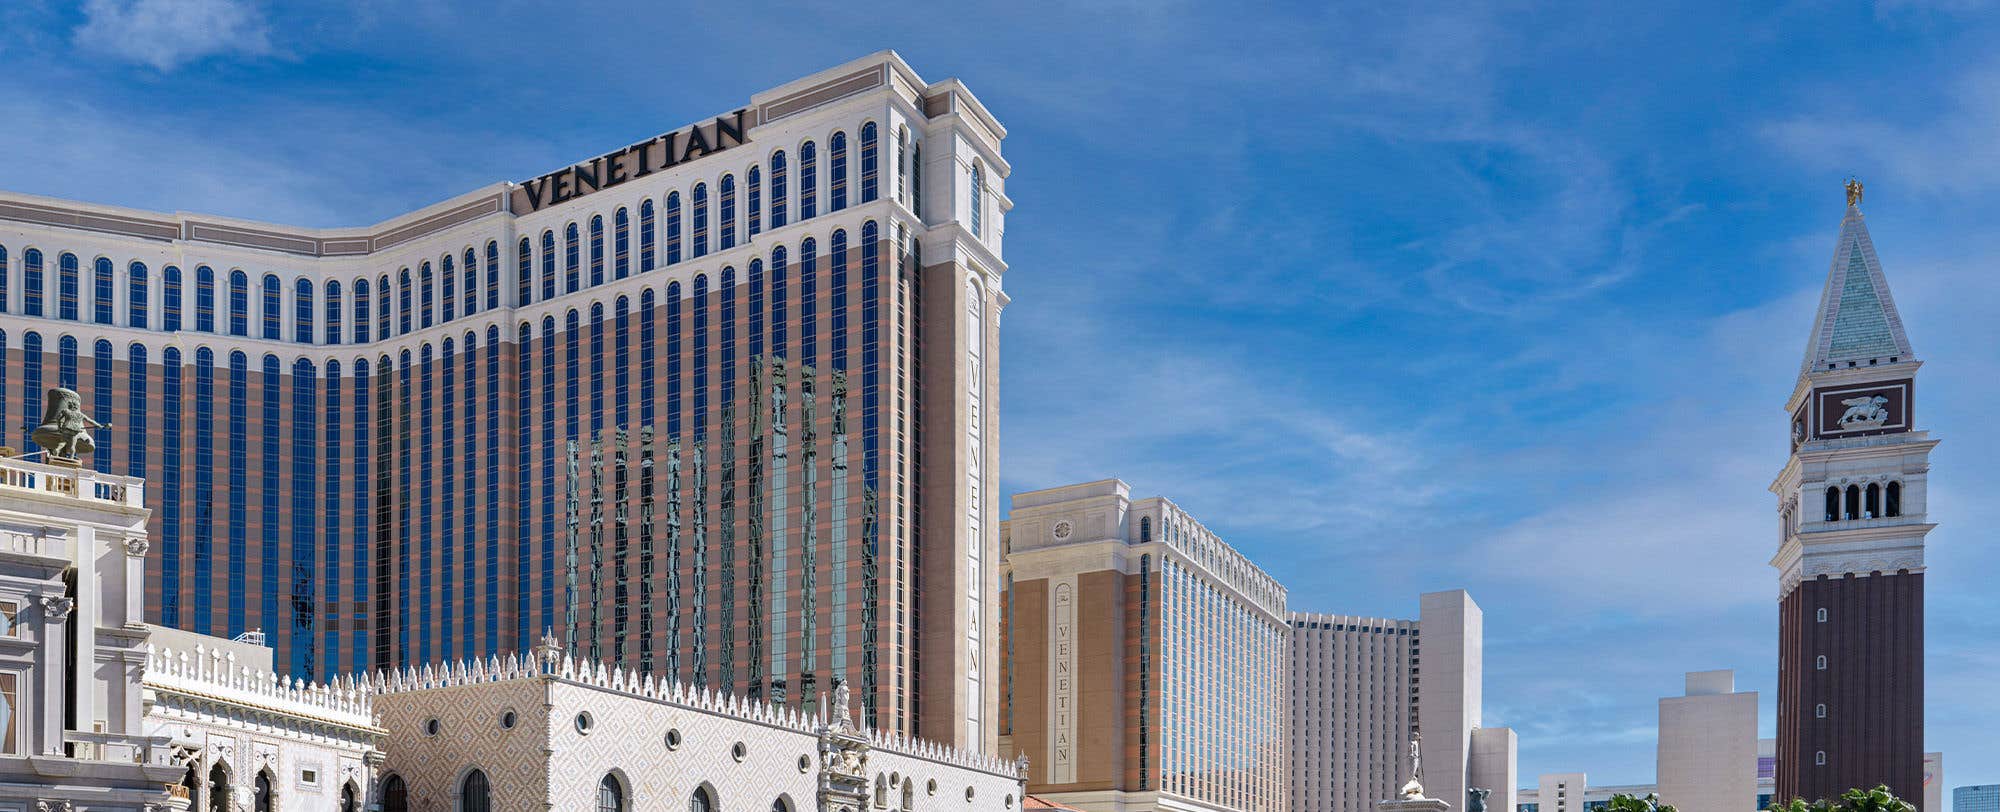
[[691, 786, 716, 812], [341, 783, 359, 812], [599, 774, 626, 812], [382, 774, 408, 812], [800, 140, 818, 220], [208, 763, 230, 812], [58, 252, 80, 320], [830, 130, 850, 212], [460, 769, 492, 812], [129, 262, 149, 329], [254, 770, 274, 812], [770, 150, 788, 228], [92, 257, 114, 324]]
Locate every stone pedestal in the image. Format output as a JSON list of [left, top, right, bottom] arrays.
[[1379, 796, 1452, 812]]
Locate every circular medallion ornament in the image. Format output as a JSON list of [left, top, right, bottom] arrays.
[[1052, 521, 1074, 541]]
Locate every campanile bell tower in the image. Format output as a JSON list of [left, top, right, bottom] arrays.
[[1770, 181, 1935, 803]]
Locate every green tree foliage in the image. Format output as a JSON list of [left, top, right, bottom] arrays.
[[1606, 794, 1676, 812], [1767, 785, 1916, 812]]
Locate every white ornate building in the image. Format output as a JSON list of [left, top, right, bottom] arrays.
[[368, 634, 1027, 812]]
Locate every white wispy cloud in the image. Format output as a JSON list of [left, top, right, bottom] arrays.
[[73, 0, 275, 71]]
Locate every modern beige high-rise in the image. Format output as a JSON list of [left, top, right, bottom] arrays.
[[1657, 670, 1757, 812], [998, 480, 1290, 812], [1290, 591, 1516, 812]]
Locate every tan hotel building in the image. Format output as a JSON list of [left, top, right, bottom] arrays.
[[0, 51, 1004, 750], [999, 479, 1289, 812]]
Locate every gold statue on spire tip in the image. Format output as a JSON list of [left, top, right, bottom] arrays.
[[1845, 177, 1864, 207]]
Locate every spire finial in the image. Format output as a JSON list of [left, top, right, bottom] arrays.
[[1845, 177, 1864, 207]]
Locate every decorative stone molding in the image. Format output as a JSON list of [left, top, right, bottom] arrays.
[[39, 595, 74, 622], [125, 537, 150, 557]]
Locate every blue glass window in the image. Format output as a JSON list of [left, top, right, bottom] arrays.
[[540, 230, 557, 303], [229, 270, 249, 336], [260, 354, 281, 656], [484, 242, 500, 312], [439, 339, 456, 660], [800, 141, 818, 221], [160, 346, 181, 626], [614, 298, 631, 431], [485, 325, 502, 649], [92, 257, 114, 324], [896, 127, 909, 205], [324, 280, 342, 344], [539, 315, 557, 632], [770, 151, 788, 228], [353, 358, 372, 672], [719, 175, 737, 250], [291, 357, 318, 678], [830, 230, 848, 371], [57, 335, 77, 390], [262, 274, 282, 340], [441, 254, 456, 323], [91, 339, 112, 472], [639, 290, 655, 428], [515, 321, 534, 650], [294, 277, 314, 343], [377, 274, 391, 339], [970, 162, 984, 237], [589, 215, 605, 287], [911, 143, 922, 219], [666, 285, 681, 438], [23, 249, 44, 316], [830, 131, 849, 212], [639, 200, 657, 274], [666, 193, 683, 265], [323, 359, 342, 671], [589, 303, 605, 435], [517, 238, 534, 306], [692, 183, 710, 258], [748, 259, 764, 359], [354, 278, 372, 344], [163, 265, 182, 332], [860, 123, 880, 203], [398, 268, 413, 336], [565, 223, 581, 294], [800, 238, 817, 367], [129, 262, 149, 329], [19, 332, 41, 452], [58, 252, 80, 320], [748, 166, 763, 237], [692, 275, 708, 436], [420, 262, 435, 329], [613, 209, 630, 280], [770, 245, 788, 358], [227, 350, 248, 635], [463, 248, 478, 317], [195, 347, 215, 633], [0, 243, 8, 314]]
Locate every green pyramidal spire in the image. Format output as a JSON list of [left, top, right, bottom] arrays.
[[1800, 191, 1915, 376]]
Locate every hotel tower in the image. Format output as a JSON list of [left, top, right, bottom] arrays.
[[0, 52, 1007, 749], [1769, 183, 1933, 801]]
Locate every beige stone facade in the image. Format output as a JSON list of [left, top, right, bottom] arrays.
[[999, 480, 1288, 812]]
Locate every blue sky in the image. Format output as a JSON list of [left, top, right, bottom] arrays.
[[4, 0, 1997, 796]]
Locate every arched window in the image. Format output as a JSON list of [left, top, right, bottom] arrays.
[[377, 274, 391, 338], [398, 268, 413, 335], [1824, 487, 1840, 522], [875, 774, 888, 808], [180, 765, 201, 809], [540, 230, 557, 301], [442, 253, 457, 322], [1141, 516, 1152, 543], [382, 774, 409, 812], [589, 215, 605, 286], [517, 237, 535, 305], [0, 243, 8, 314], [829, 130, 849, 212], [638, 201, 657, 273], [666, 193, 684, 265], [614, 209, 631, 279], [748, 166, 763, 236], [693, 183, 710, 258], [1815, 703, 1827, 718], [325, 280, 343, 344], [969, 162, 984, 237], [228, 270, 251, 335], [1815, 750, 1827, 766], [1816, 654, 1827, 670], [902, 780, 914, 811], [261, 273, 281, 340], [354, 278, 372, 343], [860, 122, 880, 203], [92, 257, 114, 324], [466, 247, 481, 313], [691, 786, 717, 812], [420, 261, 436, 328], [255, 769, 274, 812], [1886, 481, 1902, 517], [341, 783, 359, 812], [895, 126, 909, 204], [770, 150, 788, 228], [719, 176, 737, 250], [599, 774, 625, 812], [129, 261, 149, 329], [295, 277, 314, 344], [1844, 485, 1861, 521], [460, 768, 492, 812], [564, 222, 580, 294], [23, 248, 45, 316], [208, 763, 230, 812], [163, 265, 183, 331], [800, 140, 818, 220], [1865, 483, 1880, 518], [1817, 607, 1828, 623], [58, 252, 80, 320]]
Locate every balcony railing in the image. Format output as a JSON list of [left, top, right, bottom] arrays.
[[0, 455, 145, 508]]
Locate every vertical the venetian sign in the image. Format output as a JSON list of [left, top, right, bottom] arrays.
[[1050, 580, 1076, 784]]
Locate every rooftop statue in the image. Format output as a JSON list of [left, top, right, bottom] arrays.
[[1846, 177, 1864, 207], [32, 387, 108, 462], [1400, 733, 1426, 799]]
